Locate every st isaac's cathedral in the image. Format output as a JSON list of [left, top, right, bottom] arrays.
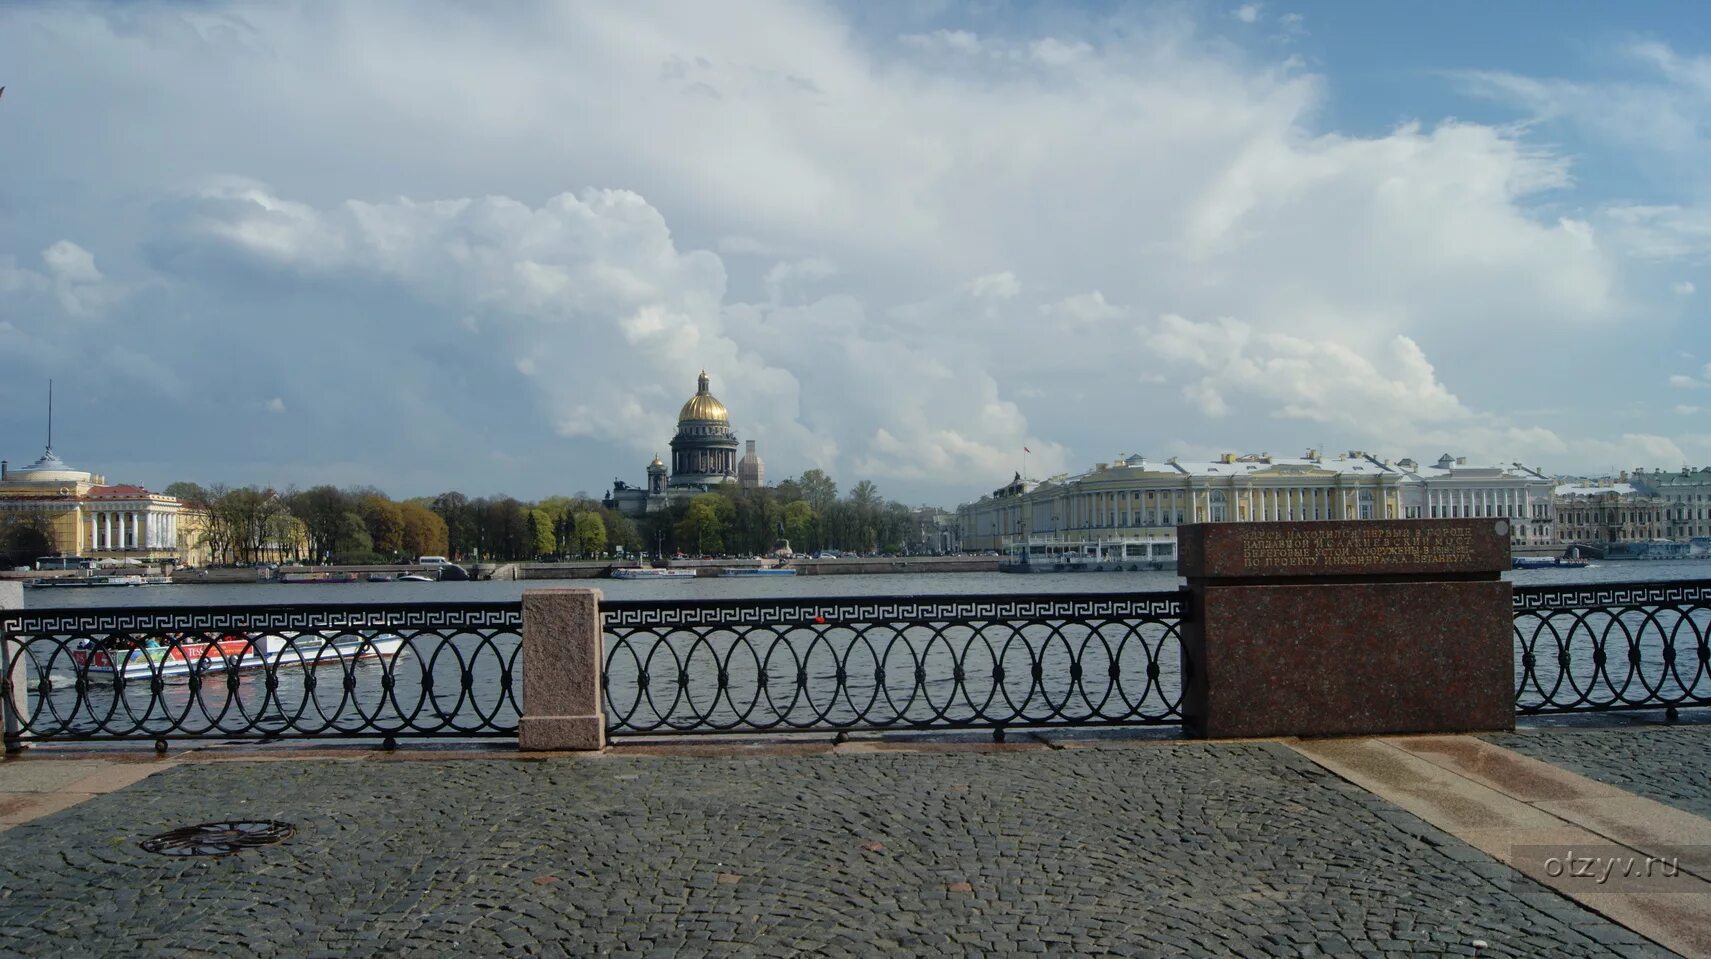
[[604, 371, 764, 518]]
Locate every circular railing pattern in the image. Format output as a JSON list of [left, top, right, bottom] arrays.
[[1513, 582, 1711, 714], [601, 593, 1186, 735], [1, 603, 521, 742]]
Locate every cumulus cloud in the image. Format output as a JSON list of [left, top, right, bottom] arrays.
[[0, 1, 1701, 497]]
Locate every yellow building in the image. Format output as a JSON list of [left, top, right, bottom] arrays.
[[0, 446, 187, 564]]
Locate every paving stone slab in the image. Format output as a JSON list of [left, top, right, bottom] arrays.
[[1490, 727, 1711, 820], [0, 744, 1675, 957]]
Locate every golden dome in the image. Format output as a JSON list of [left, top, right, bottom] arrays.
[[677, 370, 729, 424]]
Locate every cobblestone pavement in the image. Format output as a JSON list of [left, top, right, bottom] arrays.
[[0, 744, 1674, 958], [1490, 724, 1711, 819]]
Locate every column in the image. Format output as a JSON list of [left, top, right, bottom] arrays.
[[90, 514, 99, 552], [103, 513, 112, 551], [518, 589, 606, 751]]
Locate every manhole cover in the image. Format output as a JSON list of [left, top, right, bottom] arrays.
[[139, 820, 296, 857]]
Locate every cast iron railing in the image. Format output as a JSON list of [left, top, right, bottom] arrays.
[[7, 580, 1708, 747], [1513, 581, 1711, 714], [600, 592, 1186, 735], [1, 603, 521, 745]]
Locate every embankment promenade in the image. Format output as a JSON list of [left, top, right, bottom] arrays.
[[2, 722, 1709, 957]]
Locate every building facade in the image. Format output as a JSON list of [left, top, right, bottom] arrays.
[[957, 451, 1406, 557], [1553, 482, 1667, 549], [605, 371, 765, 518], [0, 447, 187, 563], [1632, 467, 1711, 542], [1395, 454, 1556, 548]]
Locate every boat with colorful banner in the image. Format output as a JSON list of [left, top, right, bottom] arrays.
[[69, 632, 406, 679]]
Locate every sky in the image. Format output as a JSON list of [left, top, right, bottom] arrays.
[[3, 0, 1711, 506]]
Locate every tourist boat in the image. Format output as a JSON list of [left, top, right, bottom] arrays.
[[68, 632, 407, 679], [999, 539, 1177, 573], [1511, 556, 1591, 570], [718, 567, 797, 577], [24, 574, 154, 589], [610, 566, 698, 580], [277, 570, 361, 584], [367, 572, 396, 582], [396, 573, 436, 582]]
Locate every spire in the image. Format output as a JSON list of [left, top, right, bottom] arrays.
[[46, 378, 53, 454]]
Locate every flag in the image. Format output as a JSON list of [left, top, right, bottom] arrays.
[[1023, 446, 1031, 453]]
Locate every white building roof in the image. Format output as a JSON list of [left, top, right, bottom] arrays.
[[1555, 482, 1642, 497]]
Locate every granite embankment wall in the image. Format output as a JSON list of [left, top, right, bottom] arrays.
[[495, 555, 1000, 579]]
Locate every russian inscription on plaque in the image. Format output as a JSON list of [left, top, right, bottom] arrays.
[[1178, 519, 1514, 738]]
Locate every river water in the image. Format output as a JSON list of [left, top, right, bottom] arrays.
[[22, 558, 1711, 608], [11, 560, 1710, 740]]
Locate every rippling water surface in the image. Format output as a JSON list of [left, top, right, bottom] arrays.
[[12, 560, 1710, 739], [22, 557, 1711, 609]]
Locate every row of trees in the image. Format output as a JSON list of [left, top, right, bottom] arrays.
[[164, 483, 644, 565], [160, 469, 926, 566], [656, 470, 919, 557]]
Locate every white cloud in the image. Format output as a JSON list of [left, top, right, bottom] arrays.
[[1676, 280, 1696, 295], [41, 241, 111, 316], [1041, 291, 1124, 327], [963, 271, 1021, 300], [1234, 4, 1262, 24], [265, 397, 286, 414], [0, 2, 1700, 495], [1675, 405, 1705, 415]]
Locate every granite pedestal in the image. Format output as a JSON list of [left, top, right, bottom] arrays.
[[1178, 519, 1514, 739], [519, 588, 606, 751]]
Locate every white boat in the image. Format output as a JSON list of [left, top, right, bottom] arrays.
[[719, 567, 797, 577], [25, 574, 154, 589], [69, 633, 406, 679], [611, 567, 698, 580], [1000, 539, 1177, 573], [396, 573, 436, 582]]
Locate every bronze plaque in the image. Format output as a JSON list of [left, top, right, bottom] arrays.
[[1178, 519, 1510, 579]]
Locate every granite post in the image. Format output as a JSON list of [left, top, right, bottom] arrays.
[[1, 581, 25, 752], [1178, 519, 1514, 739], [519, 588, 607, 751]]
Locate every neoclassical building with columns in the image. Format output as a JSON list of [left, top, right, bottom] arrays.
[[0, 446, 189, 563], [957, 450, 1408, 557]]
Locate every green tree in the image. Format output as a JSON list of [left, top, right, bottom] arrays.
[[287, 486, 352, 562], [783, 500, 816, 550], [431, 491, 474, 559], [332, 510, 377, 563], [675, 496, 726, 555], [528, 509, 558, 558], [599, 508, 642, 556], [797, 469, 838, 513], [573, 511, 608, 558]]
